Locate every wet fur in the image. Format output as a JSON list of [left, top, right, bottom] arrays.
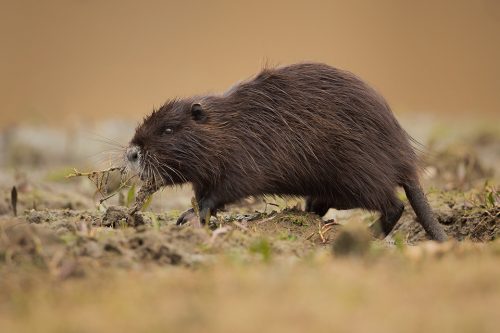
[[130, 63, 447, 241]]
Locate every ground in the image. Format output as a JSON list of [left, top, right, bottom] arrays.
[[0, 117, 499, 333]]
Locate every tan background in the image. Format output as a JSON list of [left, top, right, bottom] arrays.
[[1, 0, 499, 125]]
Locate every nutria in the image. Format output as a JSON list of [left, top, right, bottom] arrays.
[[126, 62, 447, 241]]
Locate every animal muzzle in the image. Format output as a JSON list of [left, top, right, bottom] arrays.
[[125, 145, 141, 172]]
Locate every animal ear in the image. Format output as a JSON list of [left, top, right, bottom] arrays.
[[191, 103, 207, 122]]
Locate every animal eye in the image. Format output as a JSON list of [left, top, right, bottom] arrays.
[[164, 127, 174, 135]]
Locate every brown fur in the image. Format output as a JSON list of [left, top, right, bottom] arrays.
[[128, 63, 447, 241]]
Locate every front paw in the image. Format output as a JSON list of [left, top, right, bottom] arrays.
[[176, 208, 201, 227]]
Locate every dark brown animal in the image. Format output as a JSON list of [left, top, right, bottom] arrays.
[[127, 63, 447, 241]]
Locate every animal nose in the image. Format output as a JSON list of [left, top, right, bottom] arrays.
[[127, 146, 140, 163]]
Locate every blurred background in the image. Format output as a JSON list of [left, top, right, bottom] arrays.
[[0, 0, 498, 212], [1, 0, 499, 125]]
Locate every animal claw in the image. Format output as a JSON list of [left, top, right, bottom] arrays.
[[176, 208, 200, 227]]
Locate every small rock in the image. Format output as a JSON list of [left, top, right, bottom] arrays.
[[102, 206, 128, 227], [332, 223, 372, 256], [102, 206, 152, 228], [26, 210, 49, 224], [130, 212, 151, 227]]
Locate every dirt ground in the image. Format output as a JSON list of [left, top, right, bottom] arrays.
[[0, 118, 499, 333]]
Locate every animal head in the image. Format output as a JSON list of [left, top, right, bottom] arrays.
[[126, 99, 208, 186]]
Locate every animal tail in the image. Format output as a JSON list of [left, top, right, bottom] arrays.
[[403, 180, 448, 242]]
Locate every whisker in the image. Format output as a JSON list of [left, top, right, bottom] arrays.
[[83, 130, 127, 148], [92, 155, 125, 169], [147, 153, 162, 189], [165, 164, 188, 184], [89, 138, 125, 148], [149, 153, 174, 187], [150, 154, 179, 185]]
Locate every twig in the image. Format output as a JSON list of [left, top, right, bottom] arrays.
[[307, 221, 338, 243], [306, 232, 316, 240], [318, 222, 326, 243], [98, 174, 138, 205], [127, 181, 159, 215], [66, 167, 125, 179], [256, 215, 276, 225], [66, 166, 135, 206]]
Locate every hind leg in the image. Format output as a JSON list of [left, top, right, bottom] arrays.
[[305, 196, 331, 217], [370, 199, 405, 238]]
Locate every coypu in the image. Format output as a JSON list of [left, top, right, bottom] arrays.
[[126, 62, 447, 241]]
